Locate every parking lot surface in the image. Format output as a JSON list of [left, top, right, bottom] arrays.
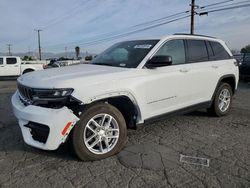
[[0, 80, 249, 188]]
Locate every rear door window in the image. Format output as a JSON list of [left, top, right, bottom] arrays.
[[6, 58, 17, 64], [209, 41, 230, 60], [0, 58, 3, 65], [186, 40, 209, 63]]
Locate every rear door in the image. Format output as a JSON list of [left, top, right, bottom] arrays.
[[184, 39, 219, 102], [208, 41, 235, 85]]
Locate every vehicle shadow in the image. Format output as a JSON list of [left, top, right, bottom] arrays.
[[0, 76, 18, 81], [184, 110, 209, 117], [0, 123, 78, 161]]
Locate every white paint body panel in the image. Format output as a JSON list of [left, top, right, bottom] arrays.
[[12, 91, 79, 150], [12, 35, 239, 150]]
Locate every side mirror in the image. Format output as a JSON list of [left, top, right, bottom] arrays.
[[146, 55, 172, 68]]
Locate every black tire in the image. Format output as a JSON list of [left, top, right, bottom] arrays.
[[71, 103, 127, 161], [23, 69, 34, 74], [208, 82, 233, 117]]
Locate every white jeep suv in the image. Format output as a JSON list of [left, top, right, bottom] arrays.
[[12, 34, 239, 161]]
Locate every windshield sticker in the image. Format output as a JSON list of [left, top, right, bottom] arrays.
[[134, 44, 152, 49]]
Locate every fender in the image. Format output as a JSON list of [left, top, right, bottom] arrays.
[[84, 90, 143, 123]]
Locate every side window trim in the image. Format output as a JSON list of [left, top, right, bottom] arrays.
[[205, 41, 213, 61], [183, 40, 188, 64]]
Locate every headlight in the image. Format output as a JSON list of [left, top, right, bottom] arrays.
[[32, 88, 74, 99]]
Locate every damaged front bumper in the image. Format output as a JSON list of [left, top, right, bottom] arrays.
[[11, 91, 79, 150]]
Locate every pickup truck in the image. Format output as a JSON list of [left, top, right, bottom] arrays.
[[0, 56, 44, 77]]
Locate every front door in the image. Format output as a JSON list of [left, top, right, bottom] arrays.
[[141, 39, 193, 118]]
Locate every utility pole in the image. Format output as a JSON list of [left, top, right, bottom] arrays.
[[34, 29, 42, 60], [28, 46, 31, 56], [65, 47, 67, 58], [7, 44, 12, 56], [190, 0, 195, 34]]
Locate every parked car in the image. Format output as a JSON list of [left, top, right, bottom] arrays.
[[12, 34, 239, 161], [43, 59, 69, 69], [85, 55, 93, 61], [239, 53, 250, 81], [0, 56, 44, 77]]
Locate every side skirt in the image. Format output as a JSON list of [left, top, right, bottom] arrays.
[[141, 101, 212, 126]]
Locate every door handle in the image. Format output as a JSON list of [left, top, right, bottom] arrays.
[[14, 65, 19, 67], [179, 68, 189, 73], [0, 65, 4, 67], [211, 65, 218, 69]]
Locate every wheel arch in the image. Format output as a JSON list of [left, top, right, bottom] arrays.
[[22, 68, 35, 74], [84, 93, 142, 129], [212, 74, 236, 101]]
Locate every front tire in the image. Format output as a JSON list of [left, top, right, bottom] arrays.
[[208, 82, 233, 116], [72, 103, 127, 161]]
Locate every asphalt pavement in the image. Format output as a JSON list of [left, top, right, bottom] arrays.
[[0, 80, 249, 188]]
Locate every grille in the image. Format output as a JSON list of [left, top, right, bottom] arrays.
[[17, 83, 33, 102]]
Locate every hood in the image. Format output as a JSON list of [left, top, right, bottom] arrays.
[[18, 64, 130, 88]]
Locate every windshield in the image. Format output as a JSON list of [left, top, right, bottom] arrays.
[[91, 40, 159, 68]]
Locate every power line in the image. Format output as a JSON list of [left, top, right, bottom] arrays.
[[40, 0, 89, 30], [189, 0, 250, 34], [200, 0, 234, 9], [132, 10, 190, 28], [37, 0, 250, 52], [76, 15, 191, 48], [44, 12, 191, 49], [43, 0, 238, 49], [200, 0, 250, 11], [199, 3, 250, 15]]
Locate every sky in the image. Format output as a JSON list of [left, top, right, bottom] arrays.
[[0, 0, 250, 54]]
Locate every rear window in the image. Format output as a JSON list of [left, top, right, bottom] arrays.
[[209, 41, 230, 60], [187, 40, 208, 63], [6, 58, 17, 64]]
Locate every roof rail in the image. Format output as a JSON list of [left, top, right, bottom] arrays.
[[174, 33, 216, 39]]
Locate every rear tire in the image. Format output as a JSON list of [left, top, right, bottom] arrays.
[[208, 82, 233, 117], [71, 103, 127, 161]]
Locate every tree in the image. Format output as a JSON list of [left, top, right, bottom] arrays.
[[22, 56, 33, 61], [75, 46, 80, 59], [240, 44, 250, 53]]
